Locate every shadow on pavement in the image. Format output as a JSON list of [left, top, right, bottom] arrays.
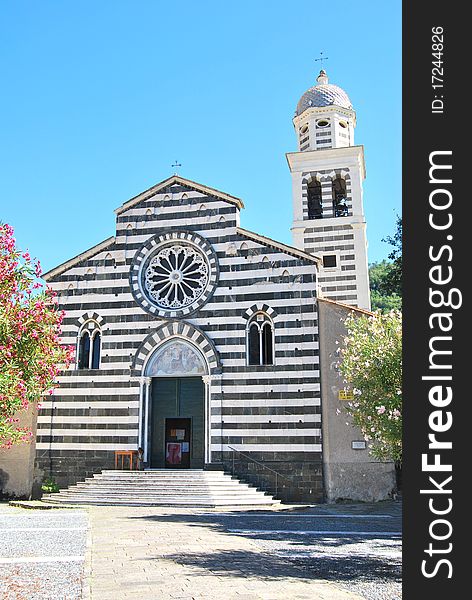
[[126, 510, 401, 584], [139, 547, 401, 583], [126, 511, 401, 549]]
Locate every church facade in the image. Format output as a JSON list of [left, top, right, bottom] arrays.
[[34, 71, 380, 502]]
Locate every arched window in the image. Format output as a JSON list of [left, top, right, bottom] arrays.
[[91, 332, 101, 369], [248, 323, 260, 365], [78, 321, 101, 369], [332, 176, 348, 217], [78, 332, 90, 369], [247, 313, 274, 366], [262, 322, 273, 364], [307, 179, 323, 219]]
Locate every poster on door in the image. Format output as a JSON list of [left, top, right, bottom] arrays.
[[166, 442, 182, 465]]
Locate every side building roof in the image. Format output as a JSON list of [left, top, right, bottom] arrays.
[[318, 296, 374, 316]]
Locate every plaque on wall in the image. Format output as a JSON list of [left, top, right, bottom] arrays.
[[339, 389, 354, 401]]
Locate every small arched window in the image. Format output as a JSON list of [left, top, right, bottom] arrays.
[[332, 176, 348, 217], [247, 313, 274, 366], [78, 332, 90, 369], [307, 179, 323, 219], [91, 332, 101, 369], [78, 321, 102, 370]]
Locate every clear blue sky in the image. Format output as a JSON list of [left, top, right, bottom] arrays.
[[0, 1, 401, 273]]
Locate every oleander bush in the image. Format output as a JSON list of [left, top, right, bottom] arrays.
[[0, 223, 74, 448], [337, 310, 402, 464]]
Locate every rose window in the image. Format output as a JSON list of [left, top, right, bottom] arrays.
[[144, 244, 209, 309]]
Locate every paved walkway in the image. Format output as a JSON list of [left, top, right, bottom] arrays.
[[0, 504, 87, 600], [1, 502, 401, 599], [88, 506, 366, 600]]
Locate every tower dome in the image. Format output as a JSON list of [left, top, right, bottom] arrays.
[[295, 70, 352, 116]]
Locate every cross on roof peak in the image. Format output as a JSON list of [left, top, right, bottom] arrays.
[[314, 52, 329, 71], [171, 160, 182, 175]]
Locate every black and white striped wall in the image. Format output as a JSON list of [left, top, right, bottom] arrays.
[[35, 177, 324, 501]]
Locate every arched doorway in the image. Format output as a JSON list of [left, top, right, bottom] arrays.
[[143, 339, 208, 469]]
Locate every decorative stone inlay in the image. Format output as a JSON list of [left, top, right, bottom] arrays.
[[146, 340, 207, 377], [130, 230, 219, 319]]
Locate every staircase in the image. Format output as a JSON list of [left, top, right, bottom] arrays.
[[41, 469, 281, 508]]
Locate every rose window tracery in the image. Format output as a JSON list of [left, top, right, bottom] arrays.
[[130, 231, 219, 319], [144, 244, 209, 309]]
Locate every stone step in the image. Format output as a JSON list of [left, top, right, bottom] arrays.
[[42, 494, 280, 507], [52, 493, 269, 502], [94, 472, 233, 479], [77, 476, 251, 486], [70, 483, 256, 494], [90, 477, 238, 485], [43, 469, 280, 507], [92, 478, 236, 483], [81, 476, 253, 487], [98, 469, 224, 474], [50, 487, 269, 496]]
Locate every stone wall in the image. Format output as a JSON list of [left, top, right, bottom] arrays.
[[0, 406, 37, 499], [218, 451, 323, 503], [318, 298, 396, 502], [34, 450, 116, 496]]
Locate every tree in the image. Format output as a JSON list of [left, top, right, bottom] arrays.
[[337, 310, 402, 464], [381, 215, 402, 296], [0, 224, 73, 448], [369, 261, 402, 312], [369, 216, 402, 312]]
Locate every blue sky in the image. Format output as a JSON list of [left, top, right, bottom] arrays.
[[0, 1, 401, 273]]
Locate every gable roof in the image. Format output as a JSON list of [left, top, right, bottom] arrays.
[[115, 175, 244, 215], [42, 236, 115, 282], [237, 227, 321, 265]]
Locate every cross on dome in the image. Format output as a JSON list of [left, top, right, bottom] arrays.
[[314, 51, 329, 70]]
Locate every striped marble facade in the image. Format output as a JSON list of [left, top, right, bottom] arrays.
[[35, 176, 323, 501]]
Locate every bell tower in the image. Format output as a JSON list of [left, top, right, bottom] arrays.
[[286, 69, 371, 310]]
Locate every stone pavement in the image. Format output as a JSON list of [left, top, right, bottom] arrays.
[[87, 506, 366, 600], [0, 504, 87, 600]]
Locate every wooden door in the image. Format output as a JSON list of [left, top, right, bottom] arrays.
[[150, 377, 204, 468]]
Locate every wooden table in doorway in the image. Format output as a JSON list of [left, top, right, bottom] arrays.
[[114, 450, 137, 470]]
